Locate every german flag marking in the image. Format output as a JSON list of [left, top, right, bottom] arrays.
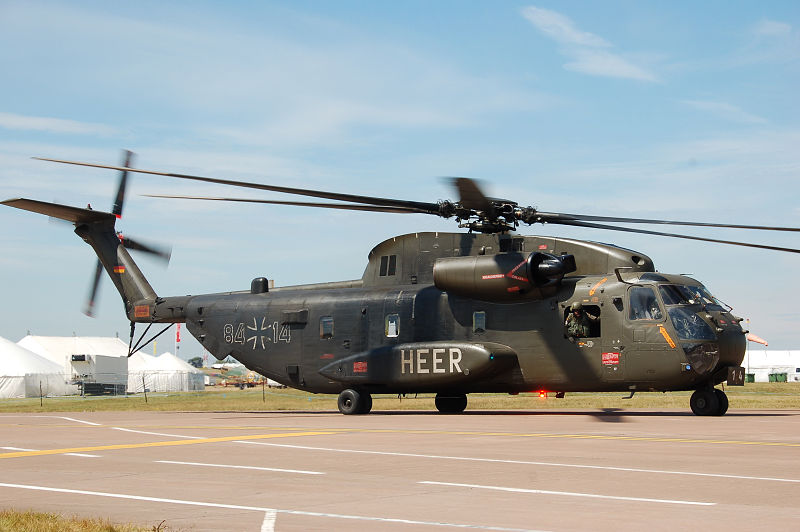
[[113, 266, 126, 274]]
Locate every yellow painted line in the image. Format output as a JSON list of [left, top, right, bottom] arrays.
[[0, 431, 334, 459], [97, 425, 800, 448], [308, 428, 800, 447]]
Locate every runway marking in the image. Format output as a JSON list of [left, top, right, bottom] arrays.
[[43, 423, 800, 449], [235, 441, 800, 483], [261, 510, 277, 532], [419, 481, 716, 506], [328, 428, 800, 447], [1, 446, 99, 458], [36, 416, 102, 426], [0, 431, 334, 459], [112, 427, 205, 439], [156, 460, 324, 475], [0, 482, 546, 531]]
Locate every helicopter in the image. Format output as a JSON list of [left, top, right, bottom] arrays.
[[4, 152, 799, 416]]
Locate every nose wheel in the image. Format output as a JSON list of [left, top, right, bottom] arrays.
[[435, 393, 468, 413], [690, 388, 728, 416], [337, 389, 373, 415]]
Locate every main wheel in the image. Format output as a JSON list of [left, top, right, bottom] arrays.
[[690, 388, 719, 416], [337, 389, 372, 415], [435, 393, 468, 414], [713, 389, 729, 416]]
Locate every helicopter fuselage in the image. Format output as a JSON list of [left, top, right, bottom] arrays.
[[147, 232, 745, 396]]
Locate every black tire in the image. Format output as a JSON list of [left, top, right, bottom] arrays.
[[360, 393, 373, 414], [690, 388, 719, 416], [714, 389, 729, 416], [338, 389, 370, 415], [435, 393, 468, 414]]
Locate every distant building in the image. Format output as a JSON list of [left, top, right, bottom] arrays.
[[743, 350, 800, 382]]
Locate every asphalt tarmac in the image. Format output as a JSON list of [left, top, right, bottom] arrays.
[[1, 409, 799, 531]]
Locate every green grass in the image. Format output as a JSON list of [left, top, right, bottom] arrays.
[[0, 510, 163, 532], [1, 382, 799, 413]]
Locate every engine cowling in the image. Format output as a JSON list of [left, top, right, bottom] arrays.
[[433, 252, 576, 302]]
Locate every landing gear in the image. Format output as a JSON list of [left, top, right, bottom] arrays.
[[714, 388, 729, 416], [337, 389, 372, 415], [690, 388, 728, 416], [435, 393, 468, 414]]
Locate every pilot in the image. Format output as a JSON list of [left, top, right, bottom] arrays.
[[565, 302, 598, 338]]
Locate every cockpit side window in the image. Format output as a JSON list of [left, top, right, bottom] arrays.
[[629, 286, 663, 321]]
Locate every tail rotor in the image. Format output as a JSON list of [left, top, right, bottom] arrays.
[[83, 150, 170, 317]]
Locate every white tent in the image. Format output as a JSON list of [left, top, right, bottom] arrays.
[[127, 351, 204, 393], [0, 336, 75, 398], [17, 336, 128, 389]]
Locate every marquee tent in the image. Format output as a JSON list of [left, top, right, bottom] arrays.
[[18, 336, 128, 392], [128, 351, 204, 393], [0, 336, 74, 398]]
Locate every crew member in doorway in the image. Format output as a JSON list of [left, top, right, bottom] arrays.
[[565, 302, 598, 338]]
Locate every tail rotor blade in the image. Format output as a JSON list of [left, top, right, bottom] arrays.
[[84, 260, 103, 317], [119, 234, 172, 263], [112, 150, 134, 218]]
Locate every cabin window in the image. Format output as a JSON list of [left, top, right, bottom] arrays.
[[563, 305, 601, 338], [473, 311, 486, 333], [628, 286, 663, 321], [379, 255, 397, 276], [385, 314, 400, 337], [320, 316, 334, 339]]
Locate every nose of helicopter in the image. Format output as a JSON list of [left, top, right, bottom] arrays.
[[717, 326, 746, 368]]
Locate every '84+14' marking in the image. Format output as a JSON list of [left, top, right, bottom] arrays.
[[223, 317, 291, 350]]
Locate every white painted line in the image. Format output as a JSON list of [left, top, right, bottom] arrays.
[[261, 509, 277, 532], [111, 427, 205, 439], [156, 460, 323, 475], [41, 416, 102, 426], [419, 481, 716, 506], [3, 446, 98, 458], [235, 441, 800, 483], [0, 482, 545, 531]]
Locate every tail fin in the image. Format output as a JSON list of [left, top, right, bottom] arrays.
[[2, 198, 157, 316]]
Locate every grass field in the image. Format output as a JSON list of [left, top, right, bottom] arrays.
[[0, 509, 159, 532], [1, 382, 799, 413]]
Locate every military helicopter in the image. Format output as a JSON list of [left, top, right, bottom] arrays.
[[4, 152, 799, 416]]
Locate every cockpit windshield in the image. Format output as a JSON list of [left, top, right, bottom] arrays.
[[658, 284, 724, 311]]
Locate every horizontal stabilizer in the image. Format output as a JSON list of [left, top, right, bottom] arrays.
[[1, 198, 116, 224]]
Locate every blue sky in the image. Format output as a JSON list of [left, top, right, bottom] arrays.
[[0, 0, 798, 356]]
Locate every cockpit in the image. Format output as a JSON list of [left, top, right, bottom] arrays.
[[657, 284, 719, 341]]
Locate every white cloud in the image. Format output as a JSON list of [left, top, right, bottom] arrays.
[[681, 100, 767, 124], [0, 112, 118, 136], [521, 5, 658, 82], [753, 19, 792, 37], [521, 7, 610, 48], [564, 49, 658, 82]]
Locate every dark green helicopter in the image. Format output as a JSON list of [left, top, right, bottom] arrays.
[[4, 152, 799, 416]]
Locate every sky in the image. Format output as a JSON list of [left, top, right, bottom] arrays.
[[0, 0, 798, 358]]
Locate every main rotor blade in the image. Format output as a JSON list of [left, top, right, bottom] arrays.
[[534, 211, 800, 232], [554, 219, 800, 254], [143, 194, 426, 214], [112, 150, 134, 218], [451, 177, 494, 214], [35, 157, 445, 215], [84, 260, 103, 317]]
